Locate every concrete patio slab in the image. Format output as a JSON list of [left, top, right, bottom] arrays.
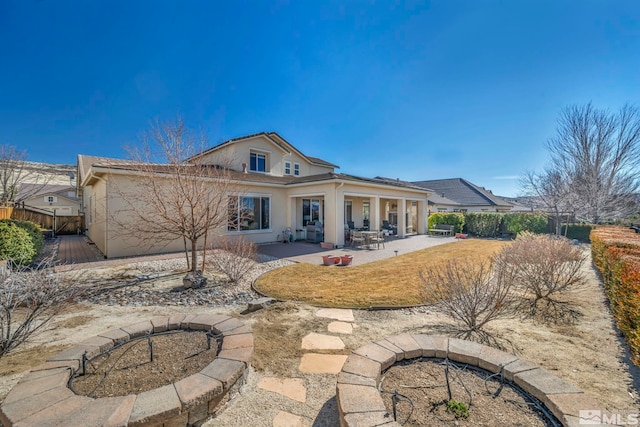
[[258, 234, 457, 267], [301, 333, 345, 350], [258, 377, 307, 403]]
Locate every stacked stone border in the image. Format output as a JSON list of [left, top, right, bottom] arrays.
[[336, 334, 599, 427], [0, 313, 253, 427]]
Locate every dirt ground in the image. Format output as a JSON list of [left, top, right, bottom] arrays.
[[381, 359, 552, 426], [0, 249, 638, 426]]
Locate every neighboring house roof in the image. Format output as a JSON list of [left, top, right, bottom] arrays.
[[186, 131, 340, 169], [16, 183, 80, 202], [412, 178, 512, 207]]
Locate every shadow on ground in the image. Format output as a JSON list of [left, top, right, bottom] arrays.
[[313, 396, 340, 427]]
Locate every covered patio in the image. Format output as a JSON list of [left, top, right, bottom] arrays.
[[284, 176, 429, 248], [258, 234, 456, 267]]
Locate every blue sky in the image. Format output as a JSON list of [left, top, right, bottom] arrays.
[[1, 0, 638, 196]]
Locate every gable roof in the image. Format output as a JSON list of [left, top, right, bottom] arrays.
[[412, 178, 511, 207], [186, 132, 339, 169], [78, 155, 429, 194]]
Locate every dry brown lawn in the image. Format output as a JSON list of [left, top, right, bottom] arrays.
[[254, 239, 509, 308]]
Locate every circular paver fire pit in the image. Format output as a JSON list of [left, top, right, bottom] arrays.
[[0, 313, 253, 427], [336, 334, 599, 427]]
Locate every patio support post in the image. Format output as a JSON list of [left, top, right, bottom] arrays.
[[334, 185, 345, 246], [372, 196, 380, 232], [417, 199, 427, 234], [398, 197, 407, 238]]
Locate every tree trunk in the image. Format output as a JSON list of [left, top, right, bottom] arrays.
[[191, 239, 198, 272]]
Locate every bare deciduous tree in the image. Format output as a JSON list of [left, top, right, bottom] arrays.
[[527, 103, 640, 224], [0, 145, 52, 205], [206, 236, 257, 283], [110, 117, 241, 272], [0, 258, 83, 357], [420, 258, 518, 344], [495, 232, 586, 323], [521, 167, 576, 235]]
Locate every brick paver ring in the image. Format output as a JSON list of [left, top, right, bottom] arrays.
[[336, 334, 600, 427], [0, 313, 253, 426]]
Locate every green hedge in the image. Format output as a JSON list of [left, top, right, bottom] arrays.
[[427, 213, 464, 233], [463, 212, 504, 237], [0, 221, 37, 265], [502, 212, 548, 236], [561, 224, 595, 242]]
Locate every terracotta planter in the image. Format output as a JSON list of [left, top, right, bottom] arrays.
[[340, 255, 353, 266], [322, 255, 335, 266], [334, 257, 341, 264]]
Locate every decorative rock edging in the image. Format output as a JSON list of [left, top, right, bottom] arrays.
[[0, 313, 253, 427], [336, 334, 599, 427]]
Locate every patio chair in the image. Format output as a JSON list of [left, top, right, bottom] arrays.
[[347, 220, 355, 230], [350, 230, 365, 248], [369, 230, 385, 249]]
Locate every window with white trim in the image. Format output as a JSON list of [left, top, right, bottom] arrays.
[[284, 161, 291, 175], [228, 195, 270, 231], [45, 196, 57, 203], [249, 152, 267, 172], [294, 163, 300, 176]]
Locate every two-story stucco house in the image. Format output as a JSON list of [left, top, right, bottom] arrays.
[[78, 132, 431, 259]]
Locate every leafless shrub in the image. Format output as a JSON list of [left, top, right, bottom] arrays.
[[206, 237, 257, 284], [495, 232, 586, 323], [0, 258, 84, 357], [420, 257, 518, 345]]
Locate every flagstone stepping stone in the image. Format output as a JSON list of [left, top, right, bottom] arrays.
[[327, 321, 353, 334], [258, 377, 306, 403], [299, 354, 348, 374], [273, 411, 304, 427], [316, 308, 354, 322], [301, 333, 345, 350]]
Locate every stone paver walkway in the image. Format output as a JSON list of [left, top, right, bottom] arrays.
[[254, 307, 358, 425]]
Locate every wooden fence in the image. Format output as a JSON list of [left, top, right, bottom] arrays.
[[11, 208, 84, 235], [0, 206, 13, 220]]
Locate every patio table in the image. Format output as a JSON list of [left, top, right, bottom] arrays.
[[361, 231, 379, 249]]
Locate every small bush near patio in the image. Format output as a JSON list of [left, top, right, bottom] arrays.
[[0, 221, 36, 265], [496, 232, 586, 323], [0, 220, 44, 255], [206, 237, 257, 283], [591, 227, 640, 365], [420, 257, 518, 344], [427, 213, 464, 233], [463, 212, 504, 237], [254, 239, 508, 308], [502, 212, 548, 236]]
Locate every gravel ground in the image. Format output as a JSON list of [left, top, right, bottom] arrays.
[[68, 255, 295, 308]]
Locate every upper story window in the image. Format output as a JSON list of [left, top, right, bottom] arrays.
[[284, 161, 291, 175], [46, 196, 57, 203], [250, 152, 267, 172], [294, 163, 300, 176]]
